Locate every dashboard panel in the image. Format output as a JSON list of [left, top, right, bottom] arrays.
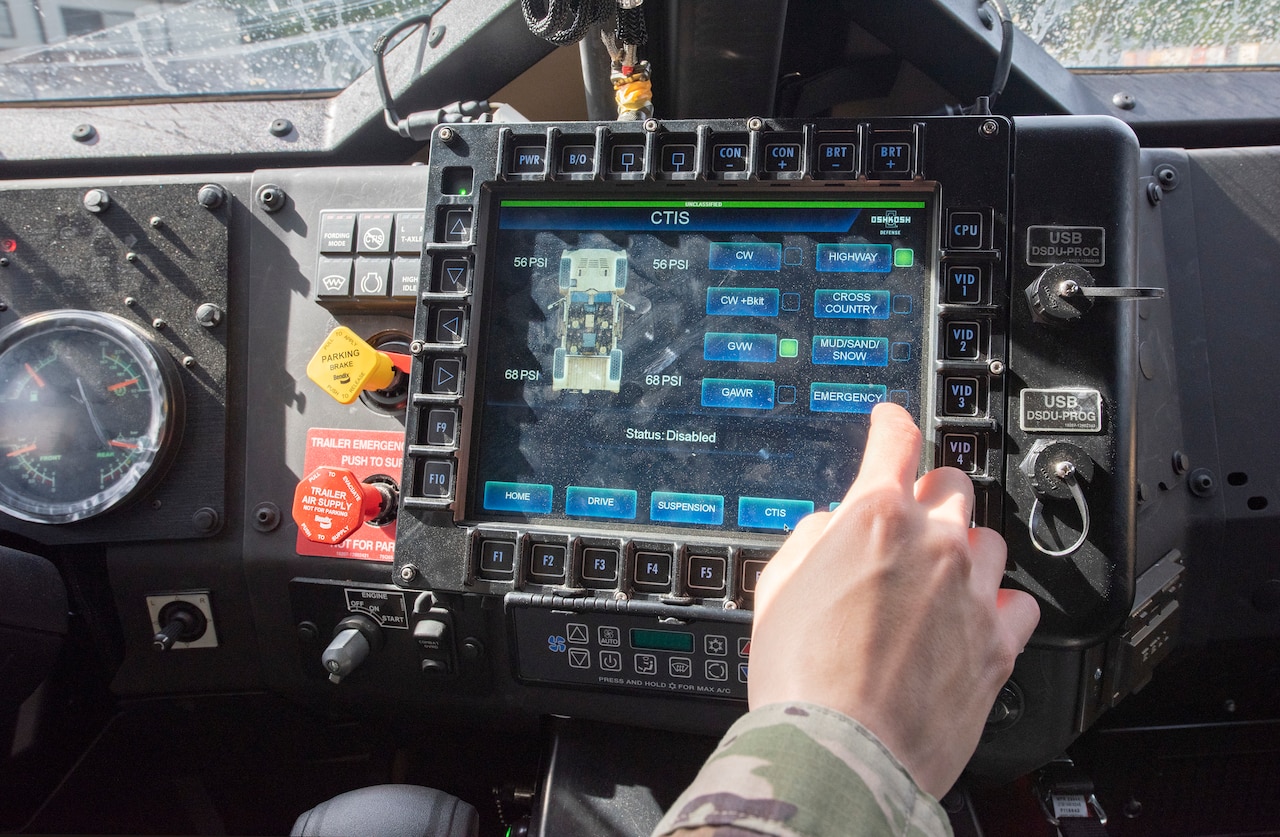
[[1, 105, 1278, 834]]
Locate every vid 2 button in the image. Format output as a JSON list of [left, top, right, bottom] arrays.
[[945, 322, 981, 360]]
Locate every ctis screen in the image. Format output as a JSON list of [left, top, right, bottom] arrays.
[[470, 191, 937, 534]]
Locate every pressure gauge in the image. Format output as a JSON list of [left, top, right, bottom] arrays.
[[0, 310, 184, 524]]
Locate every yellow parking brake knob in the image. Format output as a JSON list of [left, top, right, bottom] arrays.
[[306, 327, 398, 404]]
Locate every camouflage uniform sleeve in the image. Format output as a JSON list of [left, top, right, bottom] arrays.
[[651, 702, 952, 837]]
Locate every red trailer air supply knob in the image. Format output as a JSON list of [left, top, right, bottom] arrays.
[[292, 466, 395, 544]]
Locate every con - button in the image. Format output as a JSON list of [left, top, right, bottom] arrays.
[[711, 141, 748, 173]]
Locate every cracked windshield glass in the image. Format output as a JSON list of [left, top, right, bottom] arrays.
[[0, 0, 443, 102]]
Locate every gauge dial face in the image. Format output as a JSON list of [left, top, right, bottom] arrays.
[[0, 311, 183, 524]]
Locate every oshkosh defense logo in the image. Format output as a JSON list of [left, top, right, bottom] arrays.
[[871, 210, 911, 226]]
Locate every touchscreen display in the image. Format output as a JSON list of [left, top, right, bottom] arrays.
[[470, 191, 936, 533]]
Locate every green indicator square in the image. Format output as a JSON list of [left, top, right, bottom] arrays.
[[893, 248, 914, 268], [779, 339, 799, 358]]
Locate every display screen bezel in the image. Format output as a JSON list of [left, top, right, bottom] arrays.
[[462, 182, 940, 538]]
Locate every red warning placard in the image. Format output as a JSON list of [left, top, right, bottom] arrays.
[[296, 428, 403, 562]]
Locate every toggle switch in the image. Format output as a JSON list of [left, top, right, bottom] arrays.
[[292, 466, 397, 545], [305, 326, 412, 404]]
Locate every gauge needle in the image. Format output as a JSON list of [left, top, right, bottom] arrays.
[[110, 440, 139, 450], [108, 377, 139, 392], [24, 363, 46, 388], [76, 377, 113, 448], [6, 444, 37, 457]]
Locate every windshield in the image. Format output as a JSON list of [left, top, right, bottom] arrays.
[[1010, 0, 1280, 69], [0, 0, 443, 103]]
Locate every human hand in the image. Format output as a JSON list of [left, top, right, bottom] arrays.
[[747, 402, 1041, 798]]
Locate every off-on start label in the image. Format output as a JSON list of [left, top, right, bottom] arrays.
[[344, 587, 408, 629], [1019, 388, 1103, 433], [1026, 225, 1105, 267]]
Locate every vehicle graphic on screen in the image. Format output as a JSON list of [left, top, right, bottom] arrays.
[[548, 248, 631, 393]]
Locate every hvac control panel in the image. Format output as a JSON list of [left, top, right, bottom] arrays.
[[388, 116, 1142, 699]]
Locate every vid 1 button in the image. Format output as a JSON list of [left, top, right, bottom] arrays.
[[738, 497, 814, 531]]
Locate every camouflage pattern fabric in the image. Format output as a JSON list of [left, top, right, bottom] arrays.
[[652, 702, 952, 837]]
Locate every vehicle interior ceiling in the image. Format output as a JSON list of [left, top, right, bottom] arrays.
[[0, 0, 1278, 835]]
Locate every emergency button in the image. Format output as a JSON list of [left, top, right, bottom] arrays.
[[306, 326, 411, 404]]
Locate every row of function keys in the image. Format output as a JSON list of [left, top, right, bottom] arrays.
[[474, 535, 774, 601], [496, 126, 921, 181]]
